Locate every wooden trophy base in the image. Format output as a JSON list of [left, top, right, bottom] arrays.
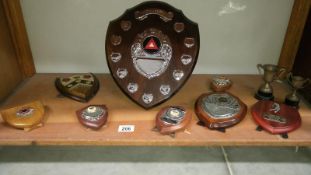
[[76, 105, 108, 130], [0, 101, 45, 131], [251, 100, 301, 138], [195, 92, 247, 131], [154, 106, 191, 138]]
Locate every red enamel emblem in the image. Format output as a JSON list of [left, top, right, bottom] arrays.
[[144, 37, 159, 50]]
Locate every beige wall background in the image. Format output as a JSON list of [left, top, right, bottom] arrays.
[[20, 0, 294, 74]]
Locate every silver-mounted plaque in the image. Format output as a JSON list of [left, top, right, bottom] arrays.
[[105, 1, 200, 109], [201, 93, 240, 119]]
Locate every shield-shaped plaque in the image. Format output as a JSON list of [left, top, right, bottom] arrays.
[[55, 73, 99, 102], [105, 1, 200, 109]]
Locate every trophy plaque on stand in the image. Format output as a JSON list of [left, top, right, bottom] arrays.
[[195, 77, 247, 132], [105, 1, 200, 109], [251, 100, 301, 138], [76, 105, 108, 130], [0, 101, 45, 131], [153, 106, 191, 138]]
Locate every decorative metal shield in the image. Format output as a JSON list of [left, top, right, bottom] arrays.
[[105, 1, 200, 109]]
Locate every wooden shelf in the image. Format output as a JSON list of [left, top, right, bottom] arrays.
[[0, 74, 311, 146]]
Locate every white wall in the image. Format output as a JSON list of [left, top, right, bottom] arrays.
[[20, 0, 294, 74]]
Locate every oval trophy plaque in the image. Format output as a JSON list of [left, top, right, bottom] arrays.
[[105, 1, 200, 109]]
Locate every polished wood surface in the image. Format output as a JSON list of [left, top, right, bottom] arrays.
[[0, 74, 311, 146], [251, 100, 301, 134], [278, 0, 311, 71], [0, 0, 23, 102], [1, 100, 44, 131], [2, 0, 35, 77]]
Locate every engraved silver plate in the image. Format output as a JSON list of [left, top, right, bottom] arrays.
[[142, 93, 153, 104], [160, 85, 171, 95], [131, 28, 172, 79], [263, 113, 287, 124], [161, 107, 185, 125], [181, 54, 192, 65], [131, 43, 172, 79], [16, 108, 34, 117], [111, 52, 122, 62], [173, 70, 184, 81], [82, 106, 105, 122], [127, 83, 138, 93], [201, 93, 240, 119], [116, 68, 128, 79]]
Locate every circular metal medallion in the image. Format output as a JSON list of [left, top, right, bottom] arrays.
[[201, 93, 240, 119]]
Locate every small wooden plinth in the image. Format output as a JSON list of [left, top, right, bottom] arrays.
[[195, 92, 247, 129], [251, 100, 301, 134], [76, 105, 108, 130], [0, 100, 45, 131], [155, 106, 191, 135]]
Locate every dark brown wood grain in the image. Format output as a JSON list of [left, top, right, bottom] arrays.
[[0, 0, 23, 102], [278, 0, 311, 71], [105, 1, 200, 109], [2, 0, 35, 78]]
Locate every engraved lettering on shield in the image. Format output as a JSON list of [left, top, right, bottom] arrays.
[[111, 35, 122, 46], [111, 52, 122, 62], [174, 22, 184, 33], [127, 83, 138, 93], [184, 37, 194, 48], [116, 68, 128, 79], [181, 54, 192, 65], [120, 20, 132, 31], [160, 85, 171, 95], [131, 28, 172, 79], [142, 93, 153, 104], [173, 70, 184, 81]]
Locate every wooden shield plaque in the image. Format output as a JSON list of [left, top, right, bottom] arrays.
[[251, 100, 301, 135], [105, 1, 200, 109]]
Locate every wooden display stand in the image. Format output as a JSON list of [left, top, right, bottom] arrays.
[[0, 1, 310, 146], [0, 74, 311, 146]]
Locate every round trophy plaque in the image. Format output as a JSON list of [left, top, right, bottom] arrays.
[[105, 1, 200, 109], [0, 101, 45, 131], [154, 106, 191, 137], [195, 92, 247, 130]]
